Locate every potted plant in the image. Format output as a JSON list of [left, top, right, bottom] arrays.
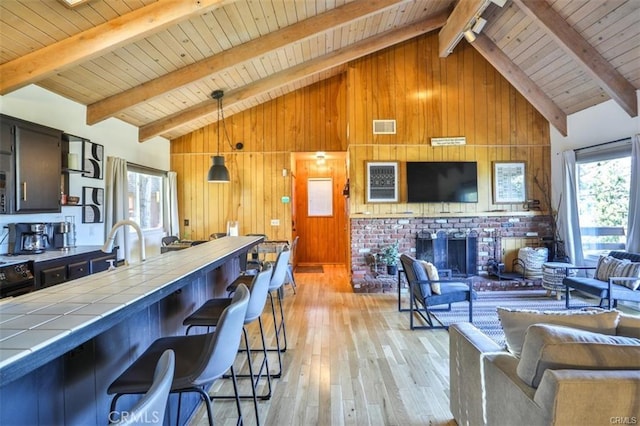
[[379, 242, 400, 275]]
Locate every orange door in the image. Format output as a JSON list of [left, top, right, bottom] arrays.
[[293, 153, 348, 265]]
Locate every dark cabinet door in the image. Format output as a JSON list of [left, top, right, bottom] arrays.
[[15, 124, 61, 212], [68, 261, 90, 280], [0, 120, 16, 214], [90, 254, 116, 273], [40, 265, 67, 288]]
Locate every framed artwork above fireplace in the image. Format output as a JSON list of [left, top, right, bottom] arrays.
[[493, 161, 526, 204]]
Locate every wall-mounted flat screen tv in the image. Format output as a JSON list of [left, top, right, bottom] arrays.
[[406, 161, 478, 203]]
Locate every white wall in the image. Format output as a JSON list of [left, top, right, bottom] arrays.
[[549, 91, 640, 206], [0, 85, 170, 258]]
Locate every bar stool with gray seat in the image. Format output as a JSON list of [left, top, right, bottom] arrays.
[[284, 236, 299, 294], [227, 248, 291, 378], [108, 284, 250, 426], [245, 233, 269, 272], [110, 349, 175, 425], [161, 236, 179, 246], [182, 269, 273, 425]]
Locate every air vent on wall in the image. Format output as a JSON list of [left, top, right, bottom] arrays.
[[373, 120, 396, 135]]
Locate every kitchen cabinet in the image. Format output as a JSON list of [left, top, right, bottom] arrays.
[[0, 114, 62, 214], [34, 249, 116, 289], [40, 265, 67, 288], [90, 254, 115, 273], [67, 260, 90, 280]]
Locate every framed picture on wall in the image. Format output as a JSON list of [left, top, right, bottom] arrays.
[[366, 161, 398, 203], [82, 141, 104, 179], [82, 186, 104, 223], [493, 161, 526, 203]]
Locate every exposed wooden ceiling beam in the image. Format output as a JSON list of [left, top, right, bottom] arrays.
[[139, 12, 449, 141], [438, 0, 485, 57], [472, 33, 567, 136], [513, 0, 637, 117], [87, 0, 408, 125], [0, 0, 231, 95]]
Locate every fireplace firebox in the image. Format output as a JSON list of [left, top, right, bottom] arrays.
[[416, 230, 478, 276]]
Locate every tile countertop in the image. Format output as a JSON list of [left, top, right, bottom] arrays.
[[0, 235, 263, 386], [0, 245, 106, 266]]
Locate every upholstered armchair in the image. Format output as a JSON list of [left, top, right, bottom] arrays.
[[399, 254, 475, 330]]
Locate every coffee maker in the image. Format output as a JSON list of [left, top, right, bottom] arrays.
[[53, 221, 74, 250], [7, 223, 50, 254]]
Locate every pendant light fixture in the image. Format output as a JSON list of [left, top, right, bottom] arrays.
[[207, 89, 230, 183]]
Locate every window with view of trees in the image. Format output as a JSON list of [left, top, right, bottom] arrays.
[[576, 141, 631, 257], [128, 168, 163, 231]]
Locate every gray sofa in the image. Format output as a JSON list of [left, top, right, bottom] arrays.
[[563, 251, 640, 309], [449, 314, 640, 426]]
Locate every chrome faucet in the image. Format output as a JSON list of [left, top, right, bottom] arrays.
[[101, 219, 146, 264]]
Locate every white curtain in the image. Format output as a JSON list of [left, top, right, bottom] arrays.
[[104, 156, 128, 261], [559, 150, 584, 266], [627, 135, 640, 252], [164, 171, 180, 237]]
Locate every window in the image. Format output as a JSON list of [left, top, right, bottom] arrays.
[[128, 166, 164, 231], [576, 140, 631, 257]]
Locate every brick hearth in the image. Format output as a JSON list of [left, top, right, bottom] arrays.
[[350, 214, 553, 292], [351, 272, 542, 294]]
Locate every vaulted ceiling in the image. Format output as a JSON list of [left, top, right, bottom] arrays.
[[1, 0, 638, 141]]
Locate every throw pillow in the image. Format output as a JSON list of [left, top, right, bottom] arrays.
[[595, 255, 629, 281], [517, 324, 640, 387], [419, 260, 441, 295], [611, 261, 640, 291], [496, 307, 620, 357], [618, 312, 640, 339]]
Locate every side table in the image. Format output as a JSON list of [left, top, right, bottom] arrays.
[[542, 262, 576, 300]]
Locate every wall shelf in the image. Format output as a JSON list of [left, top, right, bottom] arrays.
[[62, 168, 89, 174]]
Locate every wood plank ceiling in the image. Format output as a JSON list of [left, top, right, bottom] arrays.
[[1, 0, 638, 140]]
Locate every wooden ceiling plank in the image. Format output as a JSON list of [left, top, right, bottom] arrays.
[[569, 0, 624, 32], [513, 0, 637, 117], [471, 33, 567, 136], [139, 11, 449, 141], [86, 0, 409, 125], [167, 23, 207, 62], [6, 1, 73, 41], [518, 40, 563, 75], [228, 1, 261, 42], [438, 0, 484, 58], [577, 1, 637, 40], [0, 0, 231, 95], [492, 8, 534, 51], [256, 0, 280, 33], [74, 1, 122, 26], [185, 18, 221, 59], [0, 25, 37, 60]]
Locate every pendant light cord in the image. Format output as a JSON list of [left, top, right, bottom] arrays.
[[212, 89, 236, 151], [219, 99, 235, 150], [217, 96, 222, 155]]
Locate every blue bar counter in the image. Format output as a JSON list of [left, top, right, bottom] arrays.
[[0, 235, 262, 425]]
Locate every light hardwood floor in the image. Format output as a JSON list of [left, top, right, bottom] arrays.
[[193, 265, 457, 426]]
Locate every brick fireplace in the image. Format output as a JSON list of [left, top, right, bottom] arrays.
[[350, 215, 554, 292]]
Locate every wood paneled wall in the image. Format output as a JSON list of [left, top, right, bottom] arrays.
[[170, 77, 347, 241], [170, 30, 551, 246], [347, 34, 550, 216]]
